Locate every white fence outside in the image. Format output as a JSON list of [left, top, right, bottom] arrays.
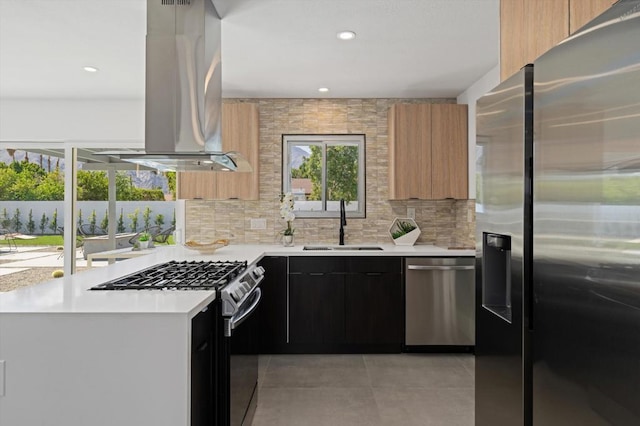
[[0, 201, 176, 234]]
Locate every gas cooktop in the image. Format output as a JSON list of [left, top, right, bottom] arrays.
[[90, 260, 247, 291]]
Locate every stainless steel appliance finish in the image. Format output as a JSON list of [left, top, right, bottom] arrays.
[[218, 276, 262, 426], [109, 0, 251, 172], [476, 1, 640, 424], [532, 3, 640, 424], [475, 65, 533, 426], [405, 257, 475, 346]]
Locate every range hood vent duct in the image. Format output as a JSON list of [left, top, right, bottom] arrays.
[[112, 0, 251, 172]]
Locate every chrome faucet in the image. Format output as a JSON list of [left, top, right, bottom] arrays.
[[339, 199, 347, 245]]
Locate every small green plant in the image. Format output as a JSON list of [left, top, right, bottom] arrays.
[[143, 206, 152, 230], [117, 208, 125, 233], [49, 208, 58, 234], [100, 209, 109, 232], [0, 208, 10, 229], [27, 209, 36, 234], [89, 209, 97, 234], [391, 220, 417, 239], [128, 208, 140, 232], [39, 212, 49, 235], [12, 208, 22, 232], [138, 232, 150, 242], [154, 213, 165, 228]]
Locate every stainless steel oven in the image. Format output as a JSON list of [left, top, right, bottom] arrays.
[[217, 267, 264, 426]]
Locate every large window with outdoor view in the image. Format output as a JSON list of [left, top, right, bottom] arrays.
[[282, 134, 365, 218]]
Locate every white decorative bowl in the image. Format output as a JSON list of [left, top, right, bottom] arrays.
[[388, 218, 421, 246]]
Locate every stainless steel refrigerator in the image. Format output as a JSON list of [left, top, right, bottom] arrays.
[[475, 1, 640, 425]]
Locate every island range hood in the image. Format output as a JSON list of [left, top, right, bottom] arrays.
[[115, 0, 251, 172]]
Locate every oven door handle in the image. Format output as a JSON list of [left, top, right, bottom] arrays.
[[224, 287, 262, 337]]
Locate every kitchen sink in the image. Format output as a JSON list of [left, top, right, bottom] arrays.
[[303, 245, 384, 251]]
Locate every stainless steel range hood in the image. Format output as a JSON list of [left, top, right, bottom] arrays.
[[115, 0, 251, 172]]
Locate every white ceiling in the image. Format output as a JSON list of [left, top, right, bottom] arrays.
[[0, 0, 499, 99]]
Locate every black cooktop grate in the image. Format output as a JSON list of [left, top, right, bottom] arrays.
[[90, 260, 247, 291]]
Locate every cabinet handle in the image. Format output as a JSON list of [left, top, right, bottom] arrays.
[[196, 341, 209, 352], [309, 272, 325, 276], [365, 272, 382, 276], [407, 265, 474, 271]]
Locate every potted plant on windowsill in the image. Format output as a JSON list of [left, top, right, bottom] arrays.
[[389, 218, 421, 246]]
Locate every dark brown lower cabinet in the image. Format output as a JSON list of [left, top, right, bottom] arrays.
[[191, 303, 216, 426], [285, 256, 402, 354], [289, 272, 345, 350], [345, 271, 402, 349], [258, 256, 403, 354]]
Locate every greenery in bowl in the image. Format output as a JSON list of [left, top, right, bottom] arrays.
[[391, 220, 417, 239], [138, 232, 150, 242]]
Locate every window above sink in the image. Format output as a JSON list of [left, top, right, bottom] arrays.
[[282, 134, 366, 218]]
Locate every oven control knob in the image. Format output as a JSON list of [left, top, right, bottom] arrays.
[[251, 266, 265, 280], [241, 282, 252, 292], [232, 287, 245, 301]]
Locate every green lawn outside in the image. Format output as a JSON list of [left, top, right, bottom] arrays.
[[7, 235, 64, 246], [4, 235, 175, 246]]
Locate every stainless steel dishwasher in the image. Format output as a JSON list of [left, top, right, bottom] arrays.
[[405, 257, 475, 347]]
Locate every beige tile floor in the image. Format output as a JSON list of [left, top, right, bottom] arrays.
[[253, 354, 474, 426]]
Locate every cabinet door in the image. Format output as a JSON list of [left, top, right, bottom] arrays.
[[431, 104, 468, 199], [345, 272, 402, 347], [216, 103, 260, 200], [177, 103, 259, 200], [500, 0, 569, 82], [388, 104, 432, 200], [178, 172, 217, 200], [191, 304, 215, 426], [525, 0, 569, 64], [500, 0, 527, 81], [257, 256, 288, 353], [289, 272, 345, 346], [569, 0, 612, 34]]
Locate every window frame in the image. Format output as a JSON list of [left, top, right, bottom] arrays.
[[282, 134, 366, 218]]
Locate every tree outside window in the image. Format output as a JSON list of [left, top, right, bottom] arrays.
[[283, 135, 365, 218]]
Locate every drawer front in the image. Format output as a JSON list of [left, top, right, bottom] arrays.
[[347, 257, 401, 274], [289, 256, 346, 273]]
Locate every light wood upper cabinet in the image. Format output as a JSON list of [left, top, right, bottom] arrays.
[[525, 0, 569, 65], [178, 103, 260, 200], [500, 0, 612, 81], [431, 104, 468, 199], [501, 0, 568, 81], [388, 104, 432, 200], [569, 0, 613, 34], [178, 172, 217, 200], [388, 104, 468, 200], [216, 103, 260, 200], [500, 0, 527, 82]]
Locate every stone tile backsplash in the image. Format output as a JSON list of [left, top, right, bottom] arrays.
[[185, 98, 476, 248]]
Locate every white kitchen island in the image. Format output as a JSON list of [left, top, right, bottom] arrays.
[[0, 244, 473, 426]]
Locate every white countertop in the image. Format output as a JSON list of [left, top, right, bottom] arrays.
[[0, 244, 473, 315]]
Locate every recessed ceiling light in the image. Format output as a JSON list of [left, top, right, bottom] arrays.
[[221, 168, 231, 172], [337, 31, 356, 41], [202, 160, 214, 164], [318, 87, 330, 93], [83, 66, 99, 73]]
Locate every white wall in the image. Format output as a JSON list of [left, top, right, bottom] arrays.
[[0, 98, 144, 144], [457, 65, 500, 199]]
